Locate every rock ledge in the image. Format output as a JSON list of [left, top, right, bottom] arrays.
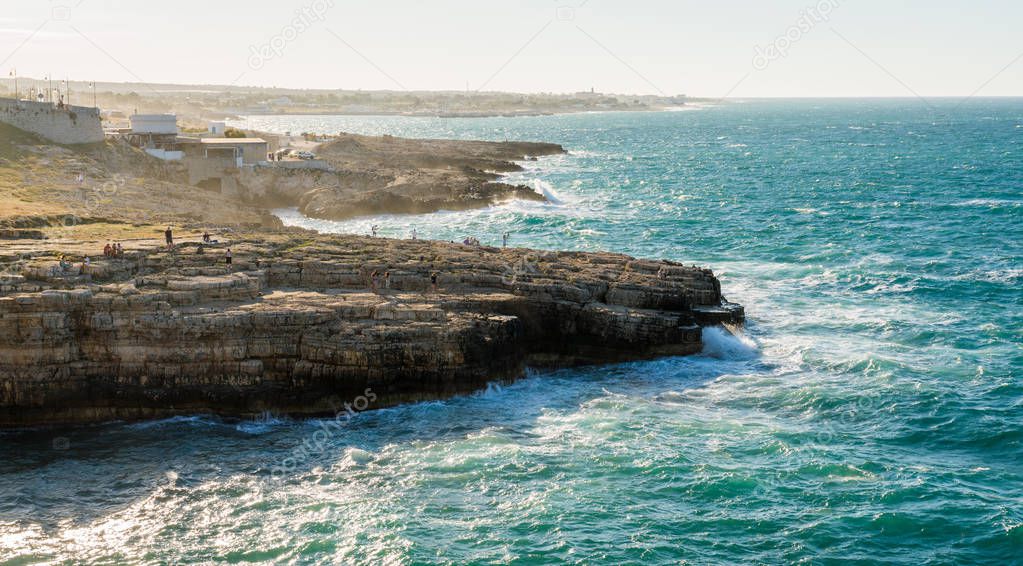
[[0, 234, 742, 426]]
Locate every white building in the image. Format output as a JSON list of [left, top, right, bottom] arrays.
[[207, 121, 226, 135], [126, 114, 181, 160], [130, 114, 178, 135]]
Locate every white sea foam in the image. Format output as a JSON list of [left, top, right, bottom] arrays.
[[701, 326, 759, 360], [525, 178, 563, 204], [478, 382, 505, 399]]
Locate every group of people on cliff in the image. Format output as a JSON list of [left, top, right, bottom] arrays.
[[102, 242, 124, 258]]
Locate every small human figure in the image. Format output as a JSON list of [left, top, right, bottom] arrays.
[[430, 271, 438, 294], [103, 243, 112, 257], [202, 231, 211, 244], [115, 243, 123, 257], [165, 227, 174, 249], [411, 227, 417, 241], [371, 270, 380, 293], [196, 243, 204, 255], [371, 225, 378, 237], [502, 232, 509, 248], [225, 248, 232, 265], [384, 271, 390, 290]]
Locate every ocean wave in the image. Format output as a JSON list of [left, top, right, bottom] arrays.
[[701, 326, 759, 360], [524, 178, 564, 204], [950, 198, 1021, 208], [124, 415, 220, 430], [950, 268, 1023, 284], [236, 413, 290, 435]]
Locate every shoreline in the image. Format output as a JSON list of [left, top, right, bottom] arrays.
[[0, 231, 743, 427], [238, 132, 566, 223], [0, 121, 742, 428], [229, 104, 716, 124]]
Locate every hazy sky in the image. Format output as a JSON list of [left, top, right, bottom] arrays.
[[1, 0, 1020, 97]]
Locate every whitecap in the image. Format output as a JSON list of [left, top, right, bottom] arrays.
[[524, 178, 564, 204], [700, 326, 759, 360]]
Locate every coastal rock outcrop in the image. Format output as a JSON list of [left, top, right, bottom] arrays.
[[0, 233, 742, 426], [235, 133, 565, 220]]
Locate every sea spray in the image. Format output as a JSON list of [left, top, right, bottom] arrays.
[[700, 325, 759, 360]]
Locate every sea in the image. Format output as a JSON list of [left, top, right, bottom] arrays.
[[1, 99, 1020, 564]]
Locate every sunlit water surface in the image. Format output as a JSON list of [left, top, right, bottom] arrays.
[[2, 100, 1021, 564]]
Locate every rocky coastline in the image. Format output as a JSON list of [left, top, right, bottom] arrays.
[[0, 232, 742, 427], [234, 133, 567, 221], [0, 125, 743, 427]]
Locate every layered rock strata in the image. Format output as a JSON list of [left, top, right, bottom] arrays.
[[0, 234, 742, 426]]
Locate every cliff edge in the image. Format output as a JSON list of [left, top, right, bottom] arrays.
[[0, 232, 742, 426]]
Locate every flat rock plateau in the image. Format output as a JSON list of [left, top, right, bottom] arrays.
[[0, 233, 742, 426]]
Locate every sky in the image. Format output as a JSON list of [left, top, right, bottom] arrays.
[[0, 0, 1020, 97]]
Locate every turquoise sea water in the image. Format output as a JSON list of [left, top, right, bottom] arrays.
[[2, 100, 1021, 564]]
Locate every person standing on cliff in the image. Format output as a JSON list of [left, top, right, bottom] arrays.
[[430, 271, 438, 294], [225, 248, 233, 266], [165, 227, 173, 249], [503, 232, 509, 248], [411, 227, 418, 241]]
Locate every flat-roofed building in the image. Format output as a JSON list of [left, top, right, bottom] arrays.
[[130, 114, 178, 135], [196, 138, 268, 166]]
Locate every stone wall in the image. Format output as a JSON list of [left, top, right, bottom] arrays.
[[0, 97, 104, 144]]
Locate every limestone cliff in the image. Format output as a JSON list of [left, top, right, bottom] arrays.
[[233, 133, 566, 220], [0, 233, 742, 426]]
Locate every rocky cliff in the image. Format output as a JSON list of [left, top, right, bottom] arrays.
[[234, 133, 565, 220], [0, 233, 742, 426]]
